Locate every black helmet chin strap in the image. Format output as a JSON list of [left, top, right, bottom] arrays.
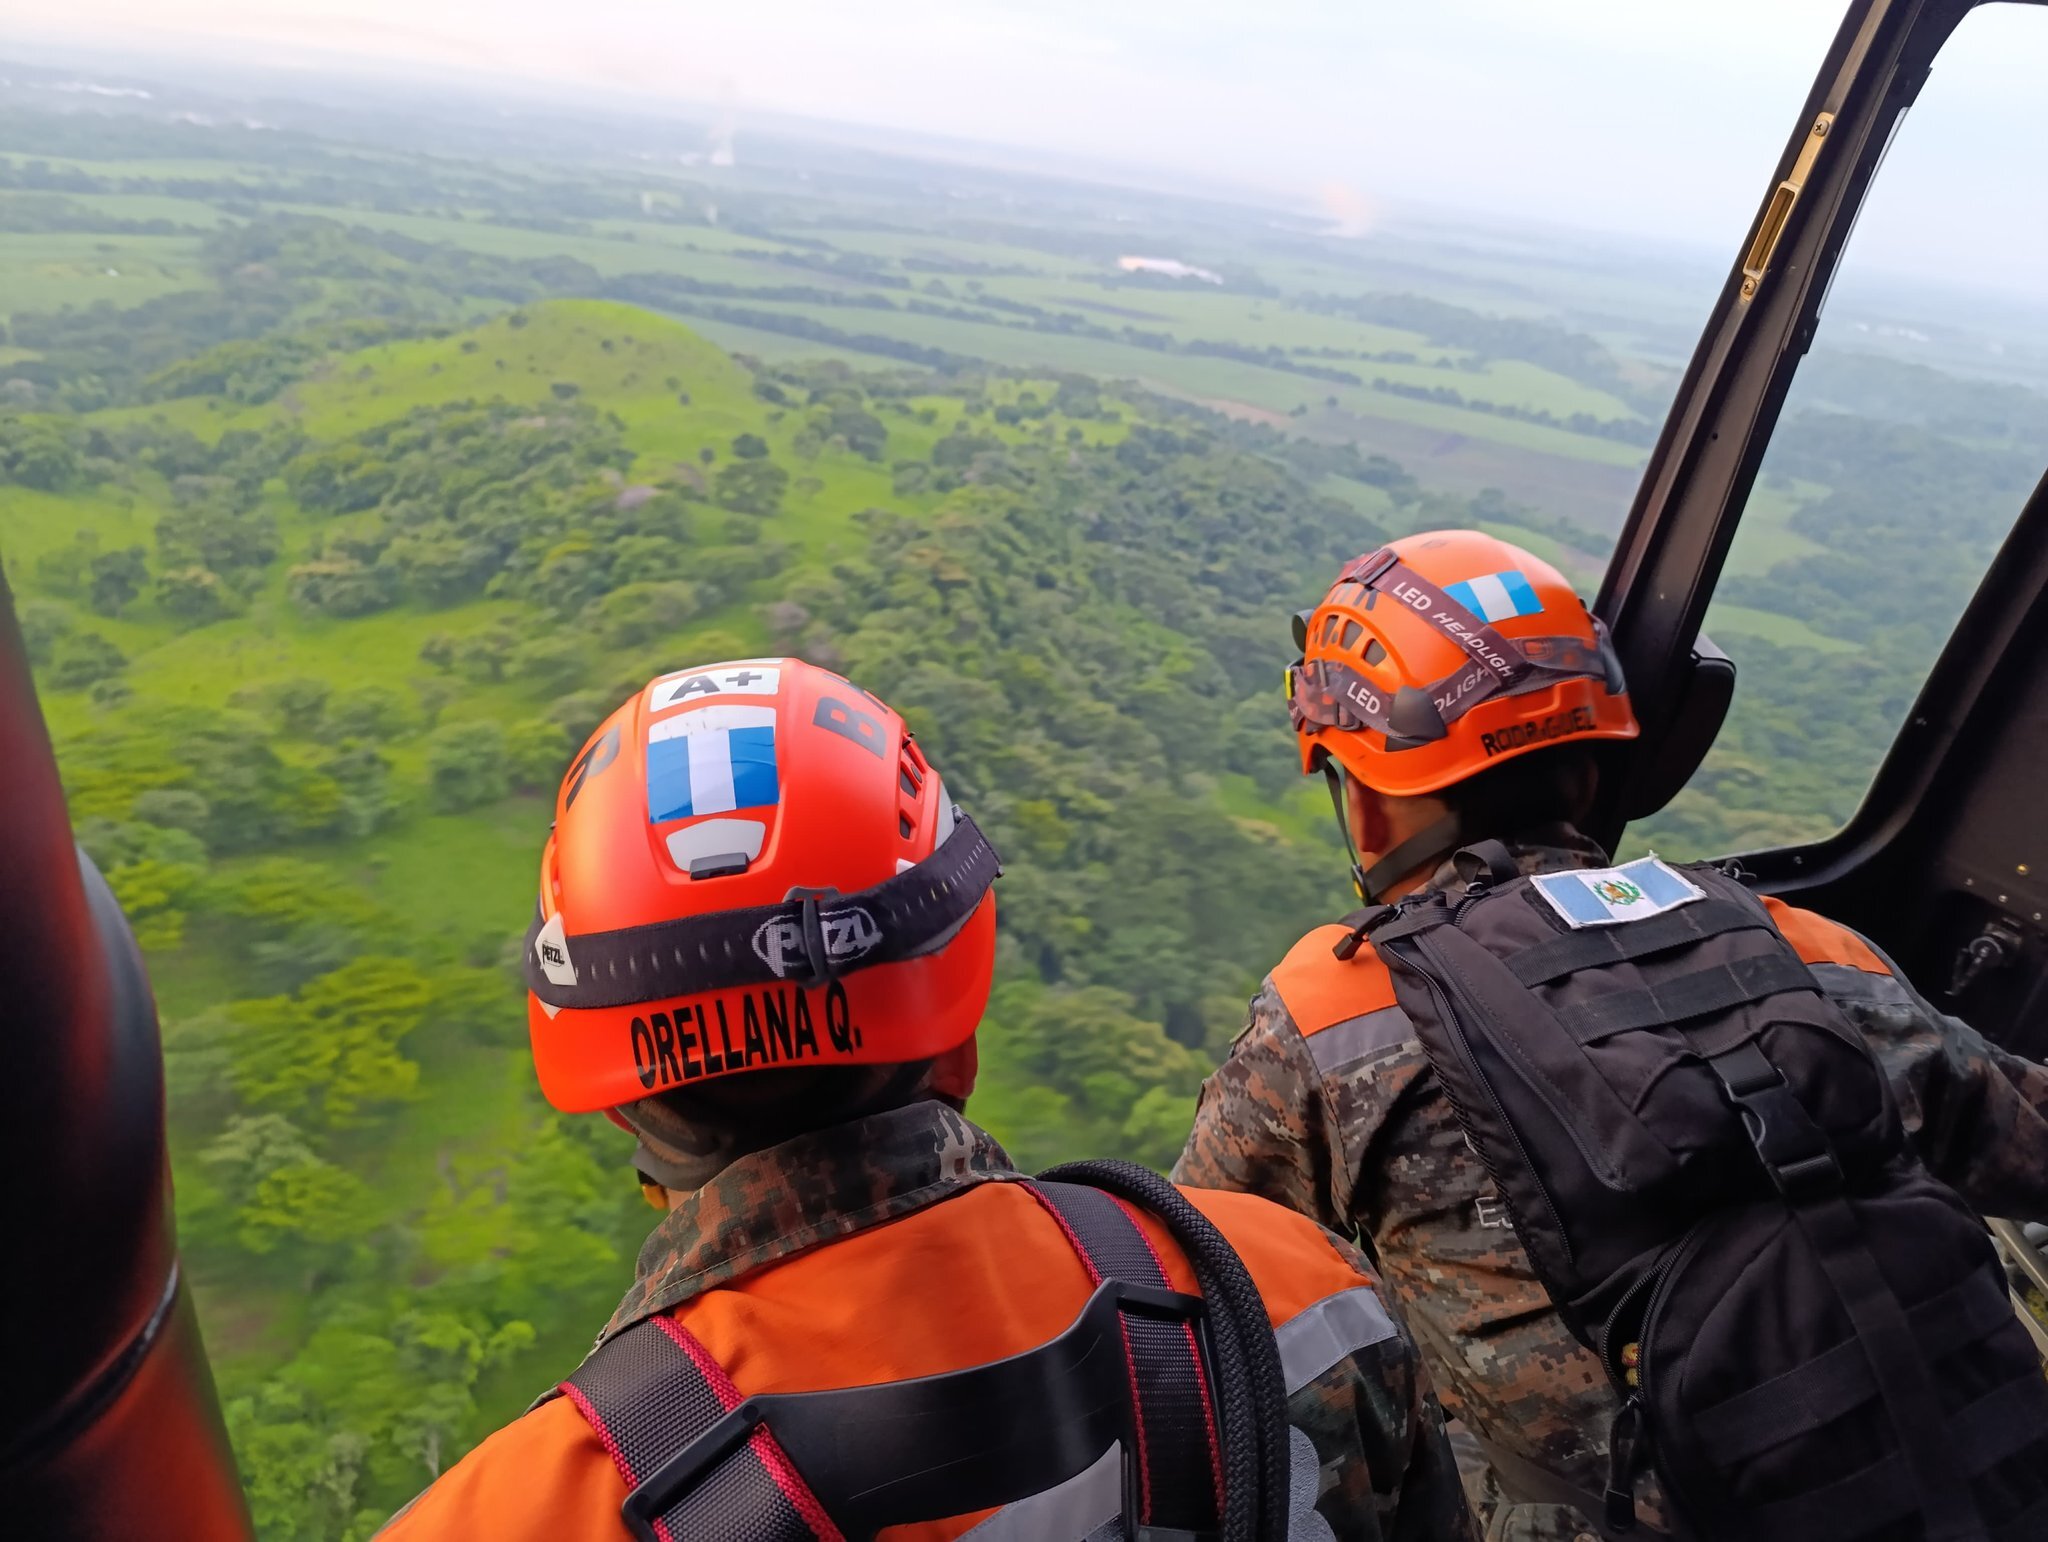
[[1321, 760, 1370, 901], [1320, 760, 1463, 905]]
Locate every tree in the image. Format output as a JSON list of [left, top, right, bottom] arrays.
[[288, 557, 399, 618], [156, 503, 279, 585], [224, 957, 431, 1127], [106, 853, 206, 951], [17, 598, 71, 665], [325, 686, 418, 742], [506, 635, 591, 696], [319, 742, 397, 837], [0, 414, 80, 488], [194, 1113, 375, 1259], [231, 676, 332, 734], [87, 544, 148, 616], [581, 580, 702, 649], [713, 459, 789, 517], [45, 631, 126, 690], [386, 532, 494, 606], [425, 720, 512, 812], [235, 1157, 378, 1258], [531, 539, 609, 616], [132, 787, 213, 838], [157, 564, 238, 623], [731, 432, 769, 459], [506, 716, 576, 795], [33, 530, 97, 598]]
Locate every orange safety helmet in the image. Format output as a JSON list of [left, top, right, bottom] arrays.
[[1287, 529, 1638, 800], [524, 658, 1001, 1114]]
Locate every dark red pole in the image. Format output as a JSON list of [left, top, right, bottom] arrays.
[[0, 567, 252, 1538]]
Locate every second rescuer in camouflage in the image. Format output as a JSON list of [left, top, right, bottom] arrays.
[[1174, 531, 2048, 1541]]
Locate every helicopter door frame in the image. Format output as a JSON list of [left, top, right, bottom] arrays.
[[1590, 0, 1982, 836]]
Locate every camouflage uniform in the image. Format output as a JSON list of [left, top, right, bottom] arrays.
[[1174, 825, 2048, 1542], [598, 1100, 1473, 1542]]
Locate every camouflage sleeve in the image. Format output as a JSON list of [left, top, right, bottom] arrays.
[[1289, 1228, 1482, 1542], [1850, 974, 2048, 1222], [1173, 979, 1357, 1233]]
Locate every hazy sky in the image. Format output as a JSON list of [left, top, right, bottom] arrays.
[[8, 0, 2046, 294]]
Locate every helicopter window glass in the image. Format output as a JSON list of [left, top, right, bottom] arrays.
[[1635, 3, 2048, 862]]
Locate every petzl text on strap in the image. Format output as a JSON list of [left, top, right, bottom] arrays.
[[526, 812, 1002, 1010], [1027, 1181, 1226, 1536], [561, 1315, 842, 1542]]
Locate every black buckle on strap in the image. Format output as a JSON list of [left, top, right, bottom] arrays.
[[620, 1402, 769, 1542], [788, 888, 835, 990], [1710, 1044, 1843, 1201]]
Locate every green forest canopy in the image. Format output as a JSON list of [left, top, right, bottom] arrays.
[[3, 202, 2041, 1539]]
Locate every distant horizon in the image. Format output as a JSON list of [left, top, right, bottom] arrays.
[[9, 32, 2048, 329], [3, 0, 2044, 306]]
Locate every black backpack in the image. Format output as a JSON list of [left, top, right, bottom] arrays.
[[1360, 847, 2048, 1542]]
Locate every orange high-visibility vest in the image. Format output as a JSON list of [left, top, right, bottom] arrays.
[[381, 1179, 1392, 1540]]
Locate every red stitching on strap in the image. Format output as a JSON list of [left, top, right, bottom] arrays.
[[1109, 1195, 1228, 1515], [650, 1315, 744, 1411], [1024, 1184, 1153, 1520], [748, 1426, 847, 1542], [559, 1380, 678, 1542], [560, 1379, 641, 1485], [649, 1316, 844, 1541], [1022, 1183, 1104, 1284]]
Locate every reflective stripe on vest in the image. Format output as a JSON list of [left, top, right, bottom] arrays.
[[1270, 925, 1417, 1070], [558, 1181, 1239, 1540], [960, 1283, 1402, 1540]]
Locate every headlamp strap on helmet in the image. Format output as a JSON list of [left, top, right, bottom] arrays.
[[1366, 557, 1533, 688], [524, 812, 1003, 1011]]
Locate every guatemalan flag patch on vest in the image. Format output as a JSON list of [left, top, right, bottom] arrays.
[[1530, 856, 1705, 929]]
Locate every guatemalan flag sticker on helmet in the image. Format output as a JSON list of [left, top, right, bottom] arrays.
[[647, 705, 780, 823], [1446, 569, 1543, 624], [1531, 857, 1704, 929]]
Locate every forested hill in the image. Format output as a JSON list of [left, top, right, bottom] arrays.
[[2, 294, 1396, 1536], [5, 187, 2038, 1538]]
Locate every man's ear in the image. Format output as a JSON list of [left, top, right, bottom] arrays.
[[930, 1035, 979, 1104]]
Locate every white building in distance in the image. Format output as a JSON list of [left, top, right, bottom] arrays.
[[1116, 256, 1224, 284]]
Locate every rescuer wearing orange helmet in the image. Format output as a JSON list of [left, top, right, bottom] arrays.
[[1173, 531, 2048, 1542], [381, 656, 1477, 1542]]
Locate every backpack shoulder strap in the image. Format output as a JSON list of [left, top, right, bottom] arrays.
[[553, 1186, 1229, 1542], [561, 1313, 842, 1542], [1028, 1180, 1225, 1537]]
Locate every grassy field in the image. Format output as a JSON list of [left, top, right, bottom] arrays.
[[11, 300, 1146, 746], [3, 130, 1662, 491], [0, 231, 211, 314], [1703, 602, 1857, 653]]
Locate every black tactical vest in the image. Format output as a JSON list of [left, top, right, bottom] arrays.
[[1363, 848, 2048, 1542]]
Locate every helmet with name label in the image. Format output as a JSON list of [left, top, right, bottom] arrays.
[[1286, 529, 1638, 798], [524, 658, 1001, 1113]]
